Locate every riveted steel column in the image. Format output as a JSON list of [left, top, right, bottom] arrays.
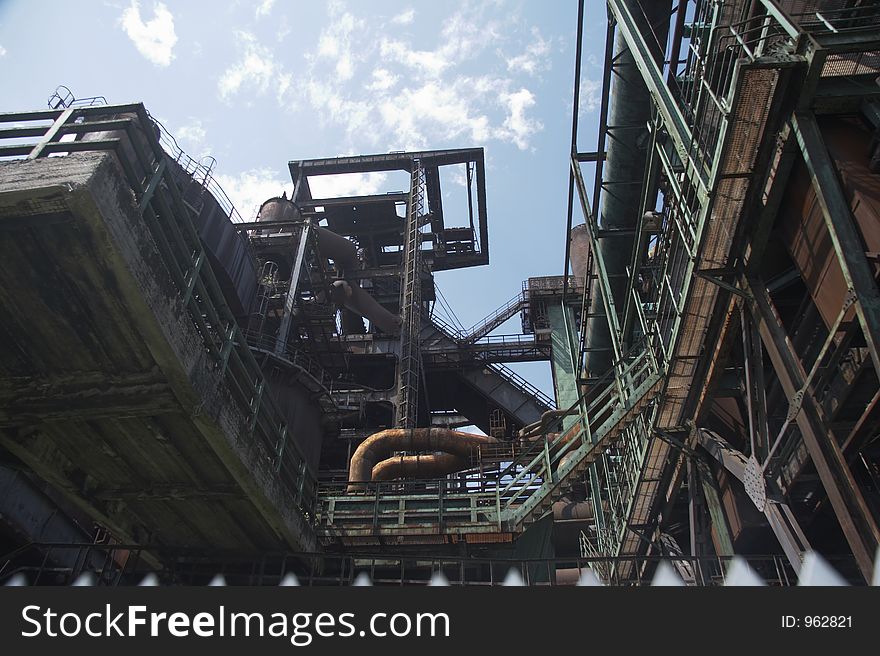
[[748, 277, 879, 582]]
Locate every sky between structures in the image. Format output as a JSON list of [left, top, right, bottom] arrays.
[[0, 0, 608, 396]]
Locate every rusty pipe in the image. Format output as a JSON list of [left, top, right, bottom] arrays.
[[371, 452, 470, 481], [553, 499, 594, 521], [518, 408, 578, 439], [314, 226, 358, 274], [347, 428, 498, 491]]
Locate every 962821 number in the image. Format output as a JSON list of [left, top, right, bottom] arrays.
[[804, 616, 851, 628]]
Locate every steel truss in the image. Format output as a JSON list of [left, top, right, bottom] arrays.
[[567, 0, 880, 582]]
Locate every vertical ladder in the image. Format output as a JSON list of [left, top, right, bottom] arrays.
[[396, 160, 426, 428], [247, 260, 278, 338]]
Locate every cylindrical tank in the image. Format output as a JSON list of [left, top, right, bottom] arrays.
[[569, 223, 591, 283], [257, 196, 300, 223]]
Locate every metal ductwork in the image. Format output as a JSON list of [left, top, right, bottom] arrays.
[[314, 225, 371, 333], [583, 0, 671, 378], [257, 198, 401, 334], [330, 279, 400, 334], [347, 428, 498, 491], [314, 226, 359, 274]]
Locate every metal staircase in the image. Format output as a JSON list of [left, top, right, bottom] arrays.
[[504, 349, 661, 531], [444, 291, 528, 343]]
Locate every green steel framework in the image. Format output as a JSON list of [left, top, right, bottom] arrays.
[[567, 0, 880, 582]]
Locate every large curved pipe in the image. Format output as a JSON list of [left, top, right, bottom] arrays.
[[314, 226, 358, 274], [331, 279, 401, 334], [347, 428, 498, 491], [371, 452, 470, 481]]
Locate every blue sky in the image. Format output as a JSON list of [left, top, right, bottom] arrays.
[[0, 0, 607, 395]]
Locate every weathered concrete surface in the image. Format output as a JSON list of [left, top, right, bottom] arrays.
[[0, 152, 317, 556]]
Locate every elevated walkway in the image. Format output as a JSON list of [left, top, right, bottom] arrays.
[[316, 345, 661, 545]]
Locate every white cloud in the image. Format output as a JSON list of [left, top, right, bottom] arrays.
[[301, 4, 543, 151], [276, 16, 291, 42], [315, 2, 363, 82], [373, 75, 543, 151], [506, 28, 551, 75], [579, 78, 602, 114], [215, 168, 292, 221], [378, 5, 502, 79], [379, 39, 452, 78], [120, 1, 177, 67], [255, 0, 275, 18], [379, 80, 493, 150], [174, 118, 207, 155], [499, 88, 542, 150], [308, 172, 390, 198], [218, 31, 294, 106], [306, 77, 372, 138], [277, 72, 293, 104], [214, 168, 392, 219], [0, 45, 6, 57], [391, 8, 415, 25], [366, 68, 398, 92]]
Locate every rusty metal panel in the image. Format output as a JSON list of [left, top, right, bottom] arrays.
[[780, 117, 880, 329]]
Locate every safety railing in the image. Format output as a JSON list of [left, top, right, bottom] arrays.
[[421, 336, 550, 366], [317, 479, 502, 535], [243, 329, 335, 398], [152, 119, 238, 219], [438, 291, 528, 343], [488, 363, 557, 410], [44, 85, 247, 224], [499, 349, 661, 526], [780, 0, 880, 36], [314, 339, 661, 538], [0, 104, 318, 520]]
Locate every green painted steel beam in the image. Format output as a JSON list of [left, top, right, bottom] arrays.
[[697, 463, 735, 558], [548, 303, 581, 432]]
